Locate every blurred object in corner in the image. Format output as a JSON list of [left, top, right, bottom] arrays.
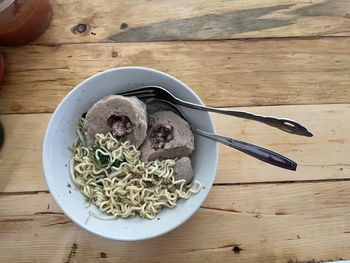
[[0, 0, 52, 46]]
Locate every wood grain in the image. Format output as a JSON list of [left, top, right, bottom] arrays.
[[0, 104, 349, 192], [34, 0, 350, 44], [1, 182, 349, 262], [1, 38, 350, 114], [1, 1, 349, 261]]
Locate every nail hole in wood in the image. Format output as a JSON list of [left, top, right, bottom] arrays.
[[76, 24, 87, 33], [72, 23, 89, 34], [120, 23, 128, 30], [111, 51, 118, 58], [233, 246, 241, 254]]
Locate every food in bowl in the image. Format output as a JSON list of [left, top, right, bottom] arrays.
[[140, 111, 194, 162], [70, 95, 202, 220], [43, 66, 218, 241], [84, 95, 148, 148]]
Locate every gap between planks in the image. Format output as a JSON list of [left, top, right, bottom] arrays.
[[2, 177, 350, 197], [1, 102, 350, 115], [24, 35, 350, 47]]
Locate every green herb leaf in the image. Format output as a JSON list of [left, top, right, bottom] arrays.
[[112, 159, 122, 168], [97, 152, 110, 167]]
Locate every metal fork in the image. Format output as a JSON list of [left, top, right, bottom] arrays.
[[120, 86, 313, 137], [147, 99, 297, 171]]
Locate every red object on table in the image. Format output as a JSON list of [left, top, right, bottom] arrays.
[[0, 0, 52, 46]]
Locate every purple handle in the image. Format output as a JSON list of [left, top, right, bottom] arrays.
[[194, 128, 297, 171]]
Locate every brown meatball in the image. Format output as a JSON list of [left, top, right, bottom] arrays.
[[140, 111, 194, 161], [84, 95, 147, 148], [173, 157, 194, 184]]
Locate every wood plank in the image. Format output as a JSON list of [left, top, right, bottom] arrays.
[[1, 182, 350, 262], [1, 38, 350, 114], [0, 104, 349, 192], [35, 0, 350, 44], [0, 114, 49, 193]]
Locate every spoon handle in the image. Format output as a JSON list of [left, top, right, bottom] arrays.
[[175, 98, 313, 137], [193, 127, 297, 171]]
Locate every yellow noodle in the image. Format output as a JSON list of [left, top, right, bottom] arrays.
[[71, 123, 202, 219]]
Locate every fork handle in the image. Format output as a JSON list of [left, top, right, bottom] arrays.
[[193, 128, 297, 171], [175, 99, 313, 137]]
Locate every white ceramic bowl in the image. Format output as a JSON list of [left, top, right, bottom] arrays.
[[43, 67, 218, 241]]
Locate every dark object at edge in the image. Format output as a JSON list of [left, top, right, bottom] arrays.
[[0, 121, 4, 150]]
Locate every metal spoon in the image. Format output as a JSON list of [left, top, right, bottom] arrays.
[[146, 99, 297, 171]]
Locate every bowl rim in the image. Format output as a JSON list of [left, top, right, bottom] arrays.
[[42, 66, 218, 241]]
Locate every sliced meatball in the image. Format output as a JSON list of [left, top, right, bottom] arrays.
[[140, 111, 194, 161], [84, 95, 147, 148], [173, 157, 194, 184]]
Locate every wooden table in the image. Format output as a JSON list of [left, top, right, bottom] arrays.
[[1, 1, 350, 262]]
